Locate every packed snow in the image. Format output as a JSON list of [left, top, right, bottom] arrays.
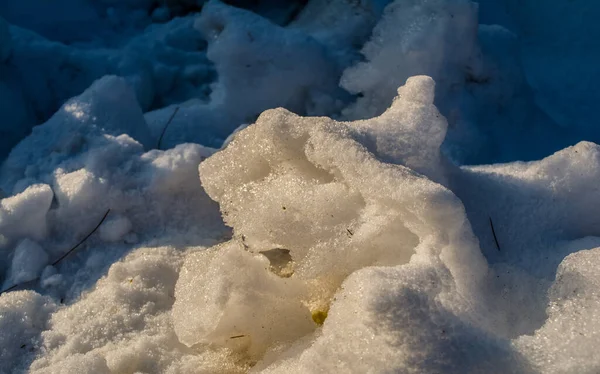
[[1, 0, 600, 373]]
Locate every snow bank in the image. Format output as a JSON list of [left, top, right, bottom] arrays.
[[0, 75, 226, 296], [260, 264, 529, 374], [175, 76, 600, 372], [453, 141, 600, 274], [0, 13, 213, 159], [341, 0, 478, 120], [337, 0, 578, 164], [2, 74, 600, 373], [1, 75, 152, 191], [1, 0, 600, 373], [27, 245, 241, 374], [147, 0, 350, 149], [1, 0, 362, 159], [0, 73, 229, 373]]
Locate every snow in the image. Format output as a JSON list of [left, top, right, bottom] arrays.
[[0, 291, 55, 371], [514, 242, 600, 374], [98, 215, 132, 243], [488, 0, 600, 144], [3, 239, 49, 287], [0, 184, 52, 240], [145, 0, 350, 149], [0, 0, 600, 373], [0, 0, 105, 43], [0, 16, 10, 62], [195, 77, 493, 371], [173, 242, 313, 358], [198, 76, 484, 291], [0, 13, 213, 159], [289, 0, 392, 61], [340, 0, 479, 121]]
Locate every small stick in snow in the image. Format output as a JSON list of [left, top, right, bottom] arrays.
[[0, 283, 18, 294], [489, 216, 501, 252], [157, 106, 180, 150], [52, 209, 111, 266], [0, 278, 40, 295], [0, 209, 111, 296]]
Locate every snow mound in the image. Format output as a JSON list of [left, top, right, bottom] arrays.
[[261, 263, 529, 374], [0, 13, 213, 159], [454, 141, 600, 274], [0, 73, 226, 296], [1, 75, 152, 191], [0, 184, 52, 241], [3, 239, 49, 287], [26, 245, 247, 374], [199, 76, 485, 289], [29, 246, 183, 373], [3, 75, 600, 373], [146, 0, 350, 149], [338, 0, 574, 164], [1, 0, 600, 372], [177, 75, 600, 372], [515, 242, 600, 374], [171, 76, 500, 370], [341, 0, 478, 120], [98, 215, 132, 243], [0, 291, 55, 373]]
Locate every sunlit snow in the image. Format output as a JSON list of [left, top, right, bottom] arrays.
[[1, 0, 600, 373]]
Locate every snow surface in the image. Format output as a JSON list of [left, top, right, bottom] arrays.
[[1, 0, 600, 373]]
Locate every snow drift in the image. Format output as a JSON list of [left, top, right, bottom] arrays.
[[1, 0, 600, 373]]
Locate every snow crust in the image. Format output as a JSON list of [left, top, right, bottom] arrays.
[[0, 0, 600, 373]]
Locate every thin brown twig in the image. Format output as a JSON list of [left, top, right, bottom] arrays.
[[1, 209, 111, 295], [157, 106, 180, 150], [0, 284, 18, 294], [489, 216, 501, 252], [52, 209, 111, 266]]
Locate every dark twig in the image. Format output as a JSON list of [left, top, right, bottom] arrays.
[[157, 106, 180, 150], [0, 284, 18, 294], [489, 216, 501, 251], [0, 209, 111, 296], [52, 209, 111, 266], [0, 278, 38, 295]]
